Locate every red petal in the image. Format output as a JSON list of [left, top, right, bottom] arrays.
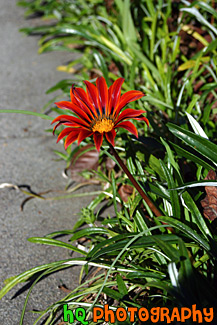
[[96, 77, 108, 115], [55, 101, 91, 123], [84, 80, 101, 116], [115, 121, 138, 137], [64, 122, 79, 127], [51, 115, 90, 129], [108, 78, 124, 116], [105, 129, 116, 147], [52, 121, 63, 134], [115, 109, 146, 124], [115, 90, 145, 117], [70, 87, 86, 104], [52, 120, 80, 134], [57, 127, 75, 143], [71, 87, 96, 119], [77, 129, 93, 145], [134, 116, 149, 127], [65, 131, 80, 149], [93, 132, 103, 152]]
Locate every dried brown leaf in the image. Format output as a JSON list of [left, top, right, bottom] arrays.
[[69, 144, 99, 182], [201, 170, 217, 221], [118, 184, 134, 202], [105, 157, 116, 170]]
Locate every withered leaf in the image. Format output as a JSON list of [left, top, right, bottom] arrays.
[[201, 170, 217, 221], [69, 144, 99, 182], [118, 184, 134, 202], [105, 157, 116, 170]]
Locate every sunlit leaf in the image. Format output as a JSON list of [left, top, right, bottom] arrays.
[[167, 123, 217, 165]]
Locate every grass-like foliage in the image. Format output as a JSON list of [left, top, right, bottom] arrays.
[[1, 0, 217, 324]]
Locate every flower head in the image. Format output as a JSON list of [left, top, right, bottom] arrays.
[[52, 77, 149, 151]]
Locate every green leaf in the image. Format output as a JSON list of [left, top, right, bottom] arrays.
[[144, 280, 174, 296], [116, 274, 128, 297], [200, 82, 217, 91], [126, 271, 165, 280], [117, 0, 137, 45], [45, 227, 110, 241], [203, 38, 217, 55], [93, 50, 109, 84], [102, 287, 123, 301], [28, 237, 87, 255], [148, 182, 170, 200], [178, 60, 198, 71], [170, 141, 213, 170], [170, 180, 217, 191], [53, 150, 68, 161], [178, 238, 193, 280], [148, 154, 165, 179], [129, 195, 142, 218], [131, 46, 161, 82], [89, 234, 179, 259], [186, 94, 200, 114], [168, 262, 179, 289], [160, 138, 181, 175], [0, 109, 53, 120], [152, 237, 179, 262], [181, 191, 212, 239], [186, 113, 208, 139], [87, 192, 106, 211], [198, 1, 217, 19], [0, 260, 71, 299], [100, 36, 132, 64], [134, 210, 149, 232], [194, 253, 210, 268], [150, 12, 157, 61], [167, 123, 217, 165], [144, 96, 173, 109], [158, 216, 210, 252], [46, 79, 73, 94], [160, 161, 181, 219], [111, 170, 119, 218], [181, 7, 217, 35], [69, 227, 110, 242]]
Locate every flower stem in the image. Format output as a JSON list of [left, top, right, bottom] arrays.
[[108, 143, 163, 218]]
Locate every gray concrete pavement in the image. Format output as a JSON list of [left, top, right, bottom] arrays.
[[0, 1, 97, 323]]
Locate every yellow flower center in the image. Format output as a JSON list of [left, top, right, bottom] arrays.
[[92, 118, 114, 133]]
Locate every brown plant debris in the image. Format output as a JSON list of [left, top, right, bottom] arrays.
[[118, 184, 134, 202], [201, 170, 217, 221], [69, 144, 100, 182]]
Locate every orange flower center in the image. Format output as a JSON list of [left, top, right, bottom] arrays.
[[91, 118, 114, 133]]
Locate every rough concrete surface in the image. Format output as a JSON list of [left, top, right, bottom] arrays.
[[0, 1, 97, 323]]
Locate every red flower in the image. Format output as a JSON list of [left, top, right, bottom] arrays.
[[52, 77, 149, 151]]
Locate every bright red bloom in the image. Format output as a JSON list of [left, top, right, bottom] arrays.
[[52, 77, 149, 151]]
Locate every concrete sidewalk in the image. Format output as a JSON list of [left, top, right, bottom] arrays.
[[0, 1, 97, 323]]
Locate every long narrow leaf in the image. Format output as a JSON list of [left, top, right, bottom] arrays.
[[0, 109, 53, 120], [160, 161, 181, 219], [167, 123, 217, 165], [28, 237, 87, 255], [158, 216, 210, 252], [0, 260, 73, 299]]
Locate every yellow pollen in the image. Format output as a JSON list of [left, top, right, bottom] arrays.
[[92, 118, 114, 133]]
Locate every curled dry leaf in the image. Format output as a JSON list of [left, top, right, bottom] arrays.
[[69, 144, 100, 182], [201, 170, 217, 221], [105, 157, 116, 170], [118, 184, 134, 202]]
